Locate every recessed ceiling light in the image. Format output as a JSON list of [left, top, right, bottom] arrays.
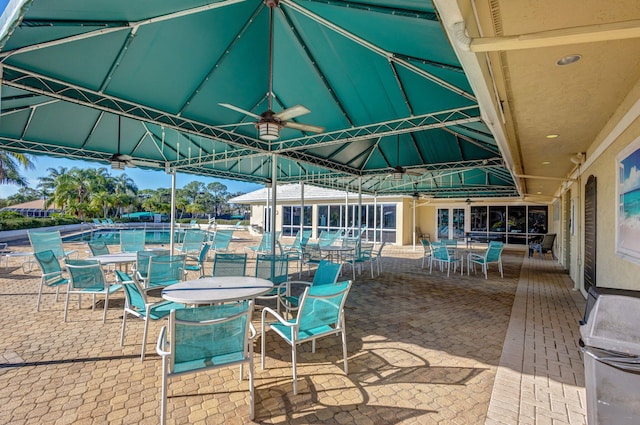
[[556, 54, 582, 66], [536, 191, 542, 195], [546, 134, 559, 139], [542, 161, 551, 165]]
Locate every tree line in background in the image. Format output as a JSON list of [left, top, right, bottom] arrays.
[[0, 166, 249, 220]]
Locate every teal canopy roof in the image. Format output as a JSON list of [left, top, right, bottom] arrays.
[[0, 0, 518, 199]]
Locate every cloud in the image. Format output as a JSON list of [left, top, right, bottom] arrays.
[[623, 164, 640, 193]]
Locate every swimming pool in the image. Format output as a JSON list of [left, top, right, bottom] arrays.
[[63, 229, 188, 245]]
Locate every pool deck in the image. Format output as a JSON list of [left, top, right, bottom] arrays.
[[0, 232, 587, 424]]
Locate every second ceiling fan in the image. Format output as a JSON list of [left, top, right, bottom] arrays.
[[219, 0, 324, 141]]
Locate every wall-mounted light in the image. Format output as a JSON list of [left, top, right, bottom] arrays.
[[570, 152, 585, 165]]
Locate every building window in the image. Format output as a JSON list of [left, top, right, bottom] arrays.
[[282, 205, 312, 237], [317, 203, 397, 244], [468, 205, 548, 245]]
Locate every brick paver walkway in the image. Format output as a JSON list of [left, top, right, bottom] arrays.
[[0, 231, 587, 424]]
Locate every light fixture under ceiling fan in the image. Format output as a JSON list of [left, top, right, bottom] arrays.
[[386, 135, 420, 180], [219, 0, 324, 141], [109, 115, 159, 170]]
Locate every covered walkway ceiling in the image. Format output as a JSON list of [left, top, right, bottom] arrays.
[[1, 1, 522, 199]]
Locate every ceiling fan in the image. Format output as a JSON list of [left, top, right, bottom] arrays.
[[218, 0, 324, 141], [386, 135, 421, 180], [109, 116, 159, 170]]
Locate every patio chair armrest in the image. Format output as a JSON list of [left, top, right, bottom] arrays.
[[65, 250, 79, 260], [468, 253, 483, 261], [261, 306, 292, 327], [41, 270, 64, 279], [282, 280, 311, 287], [156, 326, 170, 357]]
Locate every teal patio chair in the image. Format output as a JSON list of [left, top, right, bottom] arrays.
[[277, 259, 342, 316], [185, 242, 210, 278], [88, 240, 110, 256], [370, 242, 387, 276], [28, 230, 78, 260], [156, 301, 256, 423], [119, 272, 186, 361], [175, 230, 206, 256], [282, 230, 311, 253], [212, 252, 247, 277], [430, 242, 463, 277], [134, 249, 170, 286], [255, 254, 289, 308], [343, 242, 375, 280], [420, 238, 432, 269], [312, 230, 339, 248], [210, 229, 234, 253], [145, 255, 186, 290], [301, 242, 328, 275], [120, 229, 146, 253], [87, 239, 116, 274], [468, 243, 504, 278], [282, 230, 312, 278], [261, 280, 352, 395], [64, 259, 122, 323], [33, 250, 69, 312], [246, 231, 281, 256]]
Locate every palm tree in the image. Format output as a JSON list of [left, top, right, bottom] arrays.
[[111, 174, 138, 216], [0, 151, 35, 187], [40, 167, 130, 220], [91, 191, 113, 218]]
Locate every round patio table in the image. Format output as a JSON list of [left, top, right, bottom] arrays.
[[86, 252, 137, 265], [161, 276, 273, 305]]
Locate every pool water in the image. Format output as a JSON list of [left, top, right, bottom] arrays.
[[63, 229, 181, 245]]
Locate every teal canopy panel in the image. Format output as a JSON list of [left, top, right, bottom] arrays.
[[0, 0, 519, 199]]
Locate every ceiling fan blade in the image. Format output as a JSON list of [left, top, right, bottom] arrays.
[[218, 103, 261, 119], [131, 159, 160, 167], [215, 122, 256, 129], [283, 121, 325, 134], [274, 104, 310, 121]]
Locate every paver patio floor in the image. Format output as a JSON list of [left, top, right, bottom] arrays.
[[0, 231, 586, 424]]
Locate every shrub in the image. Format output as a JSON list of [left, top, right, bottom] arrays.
[[0, 216, 81, 231], [0, 211, 24, 220]]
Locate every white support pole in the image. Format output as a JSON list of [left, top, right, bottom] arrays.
[[270, 154, 278, 255], [358, 177, 363, 240], [344, 190, 348, 234], [412, 196, 417, 251], [265, 183, 270, 233], [169, 170, 177, 254], [300, 182, 305, 235], [373, 194, 378, 244]]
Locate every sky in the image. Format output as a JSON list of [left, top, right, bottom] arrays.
[[0, 155, 264, 198]]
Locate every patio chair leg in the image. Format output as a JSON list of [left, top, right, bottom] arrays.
[[120, 312, 127, 347], [160, 357, 168, 425], [292, 345, 298, 395], [141, 319, 149, 362], [102, 294, 108, 324], [36, 282, 44, 312], [64, 292, 70, 322]]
